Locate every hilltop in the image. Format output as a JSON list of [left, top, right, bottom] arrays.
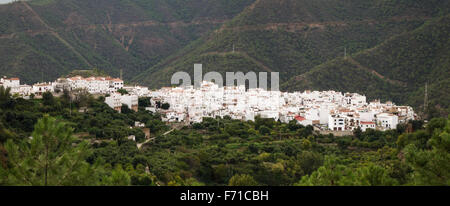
[[0, 0, 254, 83], [132, 0, 449, 117], [1, 0, 449, 117], [283, 14, 450, 118]]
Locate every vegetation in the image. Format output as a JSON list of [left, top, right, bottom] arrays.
[[0, 0, 449, 186], [132, 0, 449, 118], [0, 87, 448, 186], [283, 14, 450, 118], [0, 0, 254, 83], [1, 0, 448, 118], [66, 69, 108, 78]]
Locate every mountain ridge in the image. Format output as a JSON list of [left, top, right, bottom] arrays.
[[132, 0, 449, 117], [283, 14, 450, 117], [0, 0, 255, 83]]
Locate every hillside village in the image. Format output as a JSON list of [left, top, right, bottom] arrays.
[[1, 76, 416, 132]]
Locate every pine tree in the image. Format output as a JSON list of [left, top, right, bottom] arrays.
[[228, 174, 259, 186], [404, 116, 450, 185], [0, 115, 100, 185]]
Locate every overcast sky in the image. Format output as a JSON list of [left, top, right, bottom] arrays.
[[0, 0, 15, 4]]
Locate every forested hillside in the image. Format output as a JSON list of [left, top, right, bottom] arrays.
[[1, 88, 449, 186], [0, 0, 254, 83], [132, 0, 449, 117], [283, 14, 450, 118], [133, 0, 447, 85], [1, 0, 449, 117]]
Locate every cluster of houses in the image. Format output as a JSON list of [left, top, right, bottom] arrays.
[[0, 76, 51, 96], [2, 76, 416, 132], [1, 75, 144, 114], [147, 81, 416, 132], [1, 75, 125, 97]]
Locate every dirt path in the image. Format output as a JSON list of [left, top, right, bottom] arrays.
[[218, 16, 430, 33], [20, 1, 92, 67], [201, 51, 273, 72], [137, 128, 175, 149], [346, 57, 406, 87]]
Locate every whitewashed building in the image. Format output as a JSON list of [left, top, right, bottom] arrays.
[[328, 114, 346, 131], [0, 77, 20, 88], [359, 121, 376, 131], [377, 113, 398, 130], [32, 83, 54, 95], [105, 93, 122, 113], [120, 94, 139, 112]]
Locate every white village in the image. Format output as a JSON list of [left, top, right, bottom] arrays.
[[1, 75, 416, 133]]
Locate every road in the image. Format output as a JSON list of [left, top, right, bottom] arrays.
[[137, 128, 175, 149]]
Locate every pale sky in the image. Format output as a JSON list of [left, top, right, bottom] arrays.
[[0, 0, 15, 4]]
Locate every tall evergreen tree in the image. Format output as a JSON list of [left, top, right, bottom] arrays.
[[0, 115, 101, 185]]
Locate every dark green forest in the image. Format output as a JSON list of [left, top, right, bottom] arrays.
[[0, 0, 449, 186], [1, 0, 449, 117], [132, 0, 450, 117], [0, 0, 254, 83], [0, 87, 448, 186]]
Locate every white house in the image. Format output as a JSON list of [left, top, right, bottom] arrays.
[[111, 78, 124, 90], [105, 93, 122, 113], [328, 114, 345, 131], [120, 94, 139, 112], [1, 77, 20, 88], [377, 113, 398, 130], [66, 76, 125, 94], [16, 85, 32, 97], [32, 83, 54, 95], [143, 81, 414, 131], [359, 121, 376, 131], [85, 77, 110, 94], [359, 110, 376, 122], [295, 115, 313, 126]]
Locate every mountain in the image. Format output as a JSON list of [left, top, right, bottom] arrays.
[[132, 0, 449, 117], [283, 14, 450, 117], [1, 0, 449, 117], [0, 0, 254, 83]]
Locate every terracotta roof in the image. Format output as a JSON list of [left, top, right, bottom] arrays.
[[360, 121, 375, 125], [295, 115, 306, 121]]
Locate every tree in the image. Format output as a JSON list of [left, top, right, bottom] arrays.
[[296, 151, 323, 175], [0, 86, 14, 109], [353, 127, 363, 140], [259, 126, 270, 135], [296, 156, 354, 186], [61, 89, 71, 105], [138, 97, 151, 107], [102, 164, 131, 186], [0, 86, 11, 103], [301, 139, 312, 150], [336, 136, 352, 150], [0, 115, 100, 185], [73, 89, 91, 108], [288, 119, 302, 131], [42, 91, 55, 106], [0, 122, 16, 143], [404, 116, 450, 185], [248, 143, 258, 153], [228, 174, 259, 186], [161, 103, 170, 110], [117, 89, 128, 95], [354, 163, 397, 186], [121, 104, 133, 114]]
